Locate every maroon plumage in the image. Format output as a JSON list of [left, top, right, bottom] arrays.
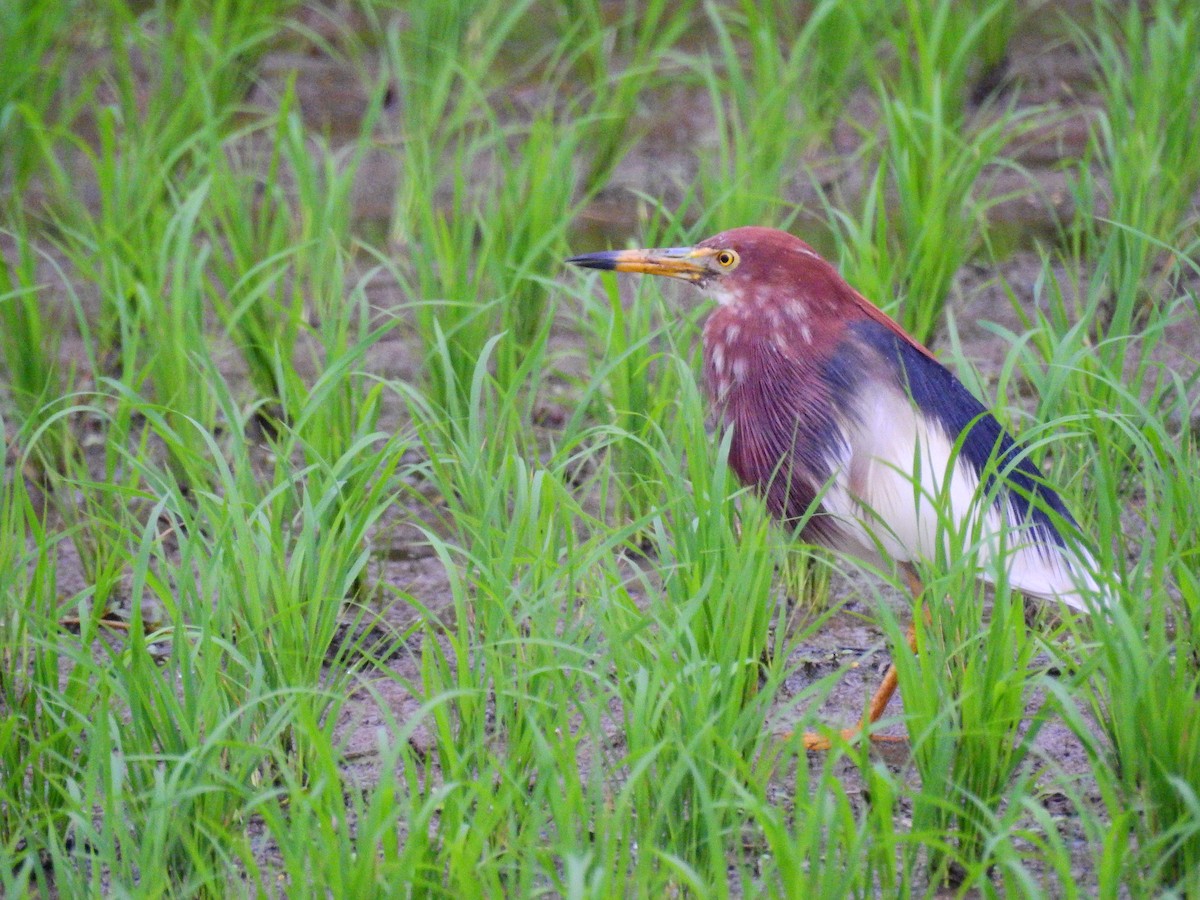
[[568, 226, 1104, 611], [699, 229, 866, 542], [568, 225, 1109, 748]]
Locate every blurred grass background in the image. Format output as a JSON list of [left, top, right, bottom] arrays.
[[1, 0, 1199, 895]]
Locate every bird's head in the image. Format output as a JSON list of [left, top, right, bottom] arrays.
[[567, 226, 929, 364], [566, 226, 830, 309]]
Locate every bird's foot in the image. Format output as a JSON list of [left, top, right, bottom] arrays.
[[799, 727, 908, 752]]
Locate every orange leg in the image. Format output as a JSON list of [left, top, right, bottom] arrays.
[[800, 565, 924, 751]]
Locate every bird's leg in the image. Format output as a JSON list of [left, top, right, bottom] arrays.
[[800, 625, 917, 750], [860, 564, 927, 722], [800, 566, 925, 751]]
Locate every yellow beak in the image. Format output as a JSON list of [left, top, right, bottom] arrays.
[[566, 246, 713, 282]]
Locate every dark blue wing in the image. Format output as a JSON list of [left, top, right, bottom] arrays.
[[848, 320, 1080, 549]]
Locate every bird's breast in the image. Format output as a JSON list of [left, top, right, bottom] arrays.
[[702, 311, 861, 544]]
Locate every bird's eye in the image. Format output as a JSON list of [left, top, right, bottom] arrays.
[[715, 250, 739, 268]]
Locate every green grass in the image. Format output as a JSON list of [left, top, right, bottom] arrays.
[[1069, 0, 1200, 325], [2, 0, 1199, 895]]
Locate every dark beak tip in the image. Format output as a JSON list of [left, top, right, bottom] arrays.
[[565, 252, 617, 271]]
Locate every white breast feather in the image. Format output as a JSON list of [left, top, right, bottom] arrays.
[[818, 387, 1104, 611]]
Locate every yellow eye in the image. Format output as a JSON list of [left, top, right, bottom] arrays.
[[715, 249, 739, 268]]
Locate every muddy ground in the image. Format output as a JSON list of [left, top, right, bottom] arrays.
[[18, 2, 1200, 894]]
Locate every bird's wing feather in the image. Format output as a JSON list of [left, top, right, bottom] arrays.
[[720, 339, 855, 547], [846, 289, 941, 363], [822, 321, 1105, 609]]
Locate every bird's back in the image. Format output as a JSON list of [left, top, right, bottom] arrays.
[[705, 309, 1105, 611]]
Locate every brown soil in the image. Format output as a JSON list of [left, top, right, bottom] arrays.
[[16, 2, 1200, 893]]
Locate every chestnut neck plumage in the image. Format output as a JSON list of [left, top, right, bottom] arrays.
[[697, 231, 868, 541]]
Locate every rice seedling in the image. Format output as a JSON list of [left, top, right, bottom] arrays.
[[1069, 0, 1200, 322], [200, 120, 307, 423], [41, 0, 292, 353], [0, 221, 76, 476], [0, 0, 82, 194], [875, 0, 1018, 125], [822, 79, 1035, 345], [0, 461, 81, 895], [552, 0, 700, 194], [2, 0, 1199, 894], [689, 0, 874, 229], [564, 265, 685, 527]]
